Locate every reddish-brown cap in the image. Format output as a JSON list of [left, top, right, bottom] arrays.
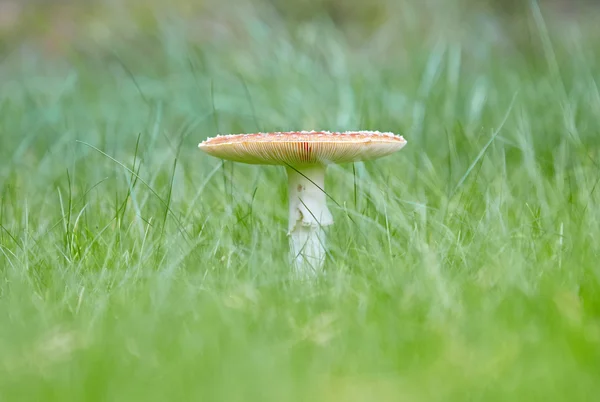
[[198, 130, 407, 166]]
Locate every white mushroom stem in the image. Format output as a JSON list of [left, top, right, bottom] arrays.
[[286, 165, 333, 275]]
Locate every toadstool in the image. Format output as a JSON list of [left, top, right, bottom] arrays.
[[198, 130, 407, 276]]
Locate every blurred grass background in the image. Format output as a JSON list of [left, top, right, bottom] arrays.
[[2, 0, 600, 401]]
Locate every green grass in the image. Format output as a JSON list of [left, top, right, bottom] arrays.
[[1, 1, 600, 401]]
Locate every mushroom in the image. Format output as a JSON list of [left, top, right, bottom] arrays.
[[198, 130, 407, 276]]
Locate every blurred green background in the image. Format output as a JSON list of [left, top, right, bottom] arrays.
[[1, 0, 598, 56], [2, 1, 600, 401]]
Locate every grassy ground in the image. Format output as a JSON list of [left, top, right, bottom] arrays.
[[1, 1, 600, 401]]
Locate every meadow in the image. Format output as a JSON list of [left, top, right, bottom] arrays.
[[1, 1, 600, 400]]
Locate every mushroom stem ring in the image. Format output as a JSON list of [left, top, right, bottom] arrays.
[[198, 131, 407, 277]]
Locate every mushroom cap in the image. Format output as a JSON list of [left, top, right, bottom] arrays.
[[198, 130, 407, 166]]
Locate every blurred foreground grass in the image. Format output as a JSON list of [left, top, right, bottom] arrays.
[[1, 0, 600, 401]]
